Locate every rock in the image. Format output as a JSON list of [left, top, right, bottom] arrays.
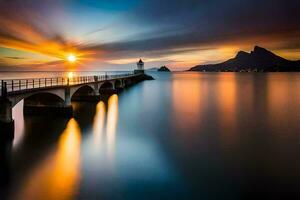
[[158, 66, 171, 72]]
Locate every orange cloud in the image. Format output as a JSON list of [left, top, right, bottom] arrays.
[[0, 6, 95, 68]]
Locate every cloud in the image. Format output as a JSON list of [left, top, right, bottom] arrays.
[[76, 0, 300, 64], [0, 0, 299, 70], [0, 0, 93, 63], [5, 56, 25, 60]]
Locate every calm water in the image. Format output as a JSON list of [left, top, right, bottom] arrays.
[[1, 72, 300, 199]]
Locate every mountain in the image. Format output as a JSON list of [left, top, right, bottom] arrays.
[[158, 66, 171, 72], [189, 46, 300, 72]]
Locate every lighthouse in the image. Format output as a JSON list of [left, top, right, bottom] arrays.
[[134, 59, 144, 74]]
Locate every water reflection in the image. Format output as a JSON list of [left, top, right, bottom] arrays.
[[171, 73, 203, 132], [13, 118, 81, 200], [267, 74, 300, 131], [106, 94, 119, 164], [93, 101, 106, 147], [216, 73, 237, 146], [84, 94, 119, 170]]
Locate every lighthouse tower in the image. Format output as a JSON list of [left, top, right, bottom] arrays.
[[134, 59, 144, 74]]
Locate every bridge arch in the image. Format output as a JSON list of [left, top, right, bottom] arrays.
[[99, 81, 114, 91], [71, 85, 96, 100], [115, 79, 123, 89], [8, 89, 65, 108], [124, 78, 133, 87], [24, 92, 65, 107]]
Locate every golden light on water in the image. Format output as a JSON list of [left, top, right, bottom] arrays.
[[14, 118, 81, 200], [93, 101, 106, 146], [87, 95, 119, 169], [217, 73, 237, 146], [172, 73, 203, 132], [106, 94, 119, 165]]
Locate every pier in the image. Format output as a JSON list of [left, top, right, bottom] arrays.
[[0, 70, 152, 142]]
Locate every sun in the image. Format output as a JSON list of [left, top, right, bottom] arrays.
[[67, 54, 77, 63]]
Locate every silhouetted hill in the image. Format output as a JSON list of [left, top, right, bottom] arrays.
[[189, 46, 300, 72], [158, 66, 171, 72]]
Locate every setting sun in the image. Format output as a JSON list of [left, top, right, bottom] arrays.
[[67, 54, 76, 63]]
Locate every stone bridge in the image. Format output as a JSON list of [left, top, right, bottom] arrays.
[[0, 71, 151, 141]]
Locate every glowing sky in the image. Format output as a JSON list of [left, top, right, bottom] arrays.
[[0, 0, 299, 71]]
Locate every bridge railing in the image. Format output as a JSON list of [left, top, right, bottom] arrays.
[[0, 72, 134, 96]]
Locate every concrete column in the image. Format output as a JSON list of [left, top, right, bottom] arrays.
[[94, 83, 100, 96], [0, 141, 12, 190], [0, 94, 13, 185], [60, 87, 73, 116], [111, 81, 115, 90], [94, 76, 100, 96], [64, 87, 71, 106], [1, 80, 7, 98], [0, 98, 14, 141], [0, 99, 13, 123]]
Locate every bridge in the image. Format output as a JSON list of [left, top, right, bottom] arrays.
[[0, 70, 151, 141]]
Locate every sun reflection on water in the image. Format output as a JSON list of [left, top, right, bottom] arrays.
[[93, 101, 106, 147], [171, 73, 202, 132], [216, 73, 237, 145], [267, 74, 300, 133], [106, 94, 119, 164], [14, 118, 81, 200], [217, 74, 237, 112], [88, 94, 119, 170]]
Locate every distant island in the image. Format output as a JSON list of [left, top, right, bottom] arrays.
[[158, 66, 171, 72], [189, 46, 300, 72]]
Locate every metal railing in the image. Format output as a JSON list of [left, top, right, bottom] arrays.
[[0, 72, 134, 96]]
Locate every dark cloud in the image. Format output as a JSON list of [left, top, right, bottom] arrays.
[[131, 0, 300, 33], [77, 0, 300, 60], [5, 56, 25, 59]]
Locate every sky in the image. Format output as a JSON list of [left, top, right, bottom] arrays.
[[0, 0, 299, 71]]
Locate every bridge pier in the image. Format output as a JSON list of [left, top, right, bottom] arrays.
[[93, 76, 101, 98], [65, 87, 72, 106], [94, 83, 100, 96], [114, 80, 124, 92], [63, 87, 73, 115], [93, 83, 102, 100], [0, 138, 12, 198], [0, 99, 14, 142]]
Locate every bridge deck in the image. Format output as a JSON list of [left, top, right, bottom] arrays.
[[0, 72, 136, 96]]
